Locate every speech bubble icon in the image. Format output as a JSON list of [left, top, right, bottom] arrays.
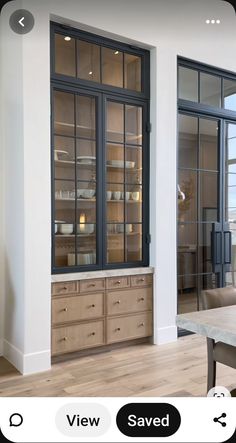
[[9, 413, 23, 427]]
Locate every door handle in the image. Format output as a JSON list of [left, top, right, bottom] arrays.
[[224, 231, 232, 265], [211, 223, 222, 273]]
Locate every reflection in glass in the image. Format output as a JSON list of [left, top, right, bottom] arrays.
[[224, 79, 236, 111], [178, 114, 198, 169], [199, 224, 213, 274], [125, 105, 142, 145], [55, 34, 76, 77], [54, 91, 75, 136], [200, 73, 221, 107], [77, 40, 100, 82], [225, 123, 236, 173], [178, 170, 197, 222], [106, 102, 124, 143], [102, 47, 123, 88], [107, 225, 124, 263], [55, 236, 76, 267], [126, 224, 142, 261], [126, 185, 142, 223], [199, 119, 218, 171], [200, 172, 218, 221], [76, 95, 96, 139], [178, 66, 198, 102], [124, 53, 141, 91], [177, 275, 198, 314]]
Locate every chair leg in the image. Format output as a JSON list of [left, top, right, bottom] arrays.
[[206, 338, 216, 392]]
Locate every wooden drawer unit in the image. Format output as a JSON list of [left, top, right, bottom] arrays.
[[80, 278, 105, 293], [131, 274, 152, 287], [107, 312, 152, 344], [52, 281, 77, 296], [52, 293, 104, 325], [107, 287, 152, 316], [106, 276, 130, 290], [52, 320, 105, 356]]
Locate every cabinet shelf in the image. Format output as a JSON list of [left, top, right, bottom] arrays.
[[107, 200, 142, 203], [55, 198, 96, 202], [55, 121, 141, 142]]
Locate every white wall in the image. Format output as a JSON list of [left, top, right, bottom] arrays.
[[0, 0, 236, 373]]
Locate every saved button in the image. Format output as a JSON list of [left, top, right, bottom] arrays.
[[116, 403, 181, 437]]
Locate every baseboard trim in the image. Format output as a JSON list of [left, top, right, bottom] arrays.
[[3, 339, 51, 375], [0, 338, 3, 356], [154, 325, 177, 345]]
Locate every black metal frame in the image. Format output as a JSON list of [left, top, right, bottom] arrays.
[[51, 22, 150, 274], [177, 57, 236, 320]]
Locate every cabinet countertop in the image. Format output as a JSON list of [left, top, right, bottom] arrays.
[[51, 267, 154, 283]]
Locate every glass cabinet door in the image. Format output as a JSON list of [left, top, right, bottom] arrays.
[[105, 99, 143, 264], [53, 89, 98, 269]]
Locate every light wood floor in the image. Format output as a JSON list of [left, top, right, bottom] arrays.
[[0, 335, 235, 397]]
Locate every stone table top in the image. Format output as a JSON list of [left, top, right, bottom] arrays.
[[176, 305, 236, 346]]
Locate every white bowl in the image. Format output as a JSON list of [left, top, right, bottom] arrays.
[[77, 223, 95, 234], [82, 189, 95, 199], [59, 224, 74, 235], [68, 252, 96, 266]]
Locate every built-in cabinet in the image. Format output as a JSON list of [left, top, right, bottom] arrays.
[[51, 23, 150, 273], [51, 272, 153, 356]]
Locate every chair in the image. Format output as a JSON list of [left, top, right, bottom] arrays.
[[201, 287, 236, 392]]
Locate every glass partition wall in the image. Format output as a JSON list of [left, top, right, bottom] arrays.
[[51, 23, 150, 273], [178, 58, 236, 317]]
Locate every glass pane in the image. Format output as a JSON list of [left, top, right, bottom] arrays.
[[106, 143, 124, 184], [199, 224, 213, 273], [77, 40, 100, 82], [224, 79, 236, 111], [178, 233, 197, 277], [125, 146, 142, 184], [107, 225, 124, 263], [126, 185, 142, 223], [76, 95, 96, 139], [77, 200, 96, 225], [200, 172, 218, 221], [107, 102, 124, 143], [76, 139, 96, 181], [178, 276, 198, 314], [106, 184, 124, 223], [124, 53, 141, 91], [178, 170, 197, 222], [55, 236, 76, 268], [199, 119, 218, 171], [178, 114, 198, 169], [125, 105, 142, 145], [126, 224, 142, 261], [198, 274, 217, 310], [55, 34, 76, 77], [54, 91, 75, 136], [178, 66, 198, 102], [200, 73, 221, 107], [54, 136, 75, 181], [102, 47, 123, 88], [225, 123, 236, 174]]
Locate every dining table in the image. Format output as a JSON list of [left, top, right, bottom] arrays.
[[176, 305, 236, 396]]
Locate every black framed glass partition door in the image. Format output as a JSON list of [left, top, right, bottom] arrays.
[[177, 117, 236, 315]]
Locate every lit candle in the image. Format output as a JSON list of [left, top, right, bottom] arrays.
[[79, 213, 86, 232]]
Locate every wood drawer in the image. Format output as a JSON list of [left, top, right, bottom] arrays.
[[107, 287, 152, 316], [80, 278, 105, 293], [106, 276, 130, 290], [52, 293, 104, 325], [52, 281, 77, 296], [131, 274, 152, 287], [107, 312, 152, 344], [52, 320, 105, 356]]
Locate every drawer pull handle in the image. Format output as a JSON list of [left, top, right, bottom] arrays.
[[115, 300, 121, 304], [63, 336, 68, 341], [91, 332, 96, 336], [139, 322, 145, 327], [91, 304, 95, 308], [116, 327, 121, 332], [58, 286, 68, 292], [138, 297, 145, 302], [116, 280, 121, 284], [138, 278, 145, 282], [63, 307, 68, 312], [89, 283, 96, 287]]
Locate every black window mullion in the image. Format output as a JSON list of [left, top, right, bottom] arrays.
[[74, 94, 78, 266]]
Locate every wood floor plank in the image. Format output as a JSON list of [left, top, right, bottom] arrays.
[[0, 336, 235, 397]]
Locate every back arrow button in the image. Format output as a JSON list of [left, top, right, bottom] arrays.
[[9, 9, 34, 35]]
